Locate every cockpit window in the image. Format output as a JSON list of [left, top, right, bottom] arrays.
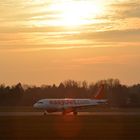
[[38, 101, 43, 104]]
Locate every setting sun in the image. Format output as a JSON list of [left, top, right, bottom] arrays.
[[49, 1, 105, 26]]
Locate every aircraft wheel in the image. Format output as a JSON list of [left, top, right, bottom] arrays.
[[43, 111, 47, 115]]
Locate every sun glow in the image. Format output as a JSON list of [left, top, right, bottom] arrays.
[[49, 1, 105, 26]]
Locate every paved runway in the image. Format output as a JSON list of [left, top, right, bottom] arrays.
[[0, 112, 140, 116]]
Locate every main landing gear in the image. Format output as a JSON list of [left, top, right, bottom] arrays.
[[62, 111, 67, 115], [73, 111, 78, 115], [43, 111, 47, 115]]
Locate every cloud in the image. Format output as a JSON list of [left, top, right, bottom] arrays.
[[0, 28, 140, 51], [64, 29, 140, 43], [110, 1, 140, 18], [0, 0, 140, 51], [72, 54, 140, 65]]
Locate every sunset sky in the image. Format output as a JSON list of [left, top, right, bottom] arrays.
[[0, 0, 140, 85]]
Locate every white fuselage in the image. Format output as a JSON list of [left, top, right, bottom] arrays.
[[33, 98, 107, 113]]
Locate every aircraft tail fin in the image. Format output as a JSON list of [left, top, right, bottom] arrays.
[[94, 84, 105, 99]]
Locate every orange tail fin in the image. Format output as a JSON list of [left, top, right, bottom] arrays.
[[94, 84, 104, 99]]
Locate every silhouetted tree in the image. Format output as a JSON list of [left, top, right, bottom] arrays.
[[0, 79, 140, 107]]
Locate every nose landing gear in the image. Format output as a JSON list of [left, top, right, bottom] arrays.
[[43, 111, 47, 115]]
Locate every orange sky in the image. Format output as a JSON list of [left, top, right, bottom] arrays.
[[0, 0, 140, 85]]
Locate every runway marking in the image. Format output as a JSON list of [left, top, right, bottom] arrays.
[[0, 112, 140, 116]]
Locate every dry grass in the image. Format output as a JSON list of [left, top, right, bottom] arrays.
[[0, 115, 140, 140]]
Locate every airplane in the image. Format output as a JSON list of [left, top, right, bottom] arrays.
[[33, 84, 107, 115]]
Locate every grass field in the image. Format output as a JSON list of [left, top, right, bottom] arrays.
[[0, 115, 140, 140]]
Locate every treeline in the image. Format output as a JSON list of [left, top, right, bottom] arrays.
[[0, 79, 140, 107]]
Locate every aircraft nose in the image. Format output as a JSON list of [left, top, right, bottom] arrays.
[[33, 103, 38, 108]]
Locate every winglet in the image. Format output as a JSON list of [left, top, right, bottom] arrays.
[[94, 84, 104, 99]]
